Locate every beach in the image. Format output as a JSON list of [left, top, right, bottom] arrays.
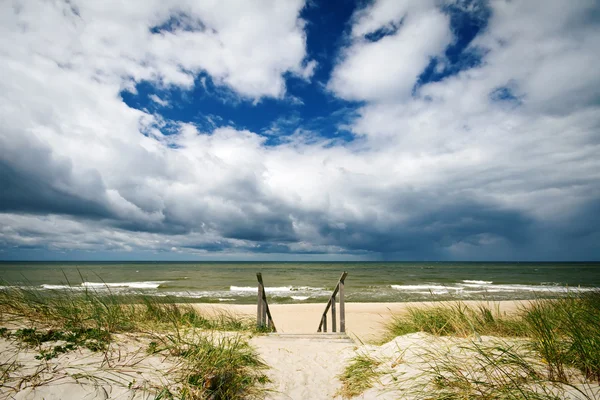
[[0, 300, 522, 400], [1, 264, 599, 399], [2, 294, 600, 399]]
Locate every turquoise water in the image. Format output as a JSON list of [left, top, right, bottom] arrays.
[[1, 262, 599, 304]]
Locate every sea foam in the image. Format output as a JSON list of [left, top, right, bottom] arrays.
[[230, 285, 323, 293], [81, 281, 167, 289]]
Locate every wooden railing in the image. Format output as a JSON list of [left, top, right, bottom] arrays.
[[317, 271, 348, 333], [256, 273, 276, 332]]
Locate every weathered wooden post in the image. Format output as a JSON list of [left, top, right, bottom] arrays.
[[316, 271, 348, 334], [257, 273, 264, 329], [256, 273, 277, 332], [331, 294, 337, 333], [339, 274, 346, 333], [261, 292, 267, 327]]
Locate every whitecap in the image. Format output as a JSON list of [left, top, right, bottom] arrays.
[[461, 280, 493, 285], [41, 284, 80, 290], [391, 284, 451, 291], [229, 285, 324, 293], [81, 281, 167, 289]]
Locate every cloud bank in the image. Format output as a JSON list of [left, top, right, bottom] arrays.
[[1, 0, 599, 260]]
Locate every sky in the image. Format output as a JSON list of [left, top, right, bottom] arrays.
[[1, 0, 599, 262]]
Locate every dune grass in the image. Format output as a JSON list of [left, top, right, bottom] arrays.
[[371, 292, 600, 399], [524, 294, 600, 383], [0, 284, 269, 399], [385, 302, 528, 339], [0, 284, 256, 333], [419, 342, 568, 400], [154, 332, 269, 400], [338, 353, 383, 399]]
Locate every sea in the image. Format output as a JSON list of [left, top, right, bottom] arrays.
[[0, 262, 599, 304]]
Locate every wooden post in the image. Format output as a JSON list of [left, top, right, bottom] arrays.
[[261, 293, 267, 327], [331, 295, 337, 333], [257, 273, 264, 328], [269, 316, 275, 331], [339, 275, 346, 333], [323, 314, 327, 332]]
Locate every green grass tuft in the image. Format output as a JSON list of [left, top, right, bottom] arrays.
[[9, 327, 111, 359], [162, 333, 269, 400], [337, 353, 382, 398], [386, 302, 528, 339], [420, 342, 564, 400], [523, 291, 600, 383]]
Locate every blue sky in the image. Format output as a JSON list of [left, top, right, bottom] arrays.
[[1, 0, 599, 261]]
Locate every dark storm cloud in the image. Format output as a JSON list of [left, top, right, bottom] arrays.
[[314, 199, 533, 255], [0, 134, 112, 219], [0, 161, 109, 218]]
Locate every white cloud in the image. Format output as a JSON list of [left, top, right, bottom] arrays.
[[350, 0, 438, 38], [1, 0, 599, 260], [328, 0, 452, 102], [149, 94, 169, 107], [0, 0, 313, 100]]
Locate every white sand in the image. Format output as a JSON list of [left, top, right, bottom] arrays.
[[0, 333, 176, 400], [251, 335, 355, 399]]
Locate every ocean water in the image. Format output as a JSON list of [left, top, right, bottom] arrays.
[[0, 262, 599, 304]]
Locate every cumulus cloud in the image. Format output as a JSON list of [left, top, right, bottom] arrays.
[[1, 0, 599, 260], [1, 0, 313, 99], [328, 0, 453, 102]]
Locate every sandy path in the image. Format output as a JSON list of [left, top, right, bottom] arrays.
[[251, 335, 355, 400]]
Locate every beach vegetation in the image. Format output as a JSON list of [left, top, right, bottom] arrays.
[[418, 342, 569, 400], [385, 302, 528, 339], [0, 284, 255, 333], [338, 352, 383, 398], [8, 327, 110, 360], [385, 294, 600, 383], [160, 332, 269, 400], [378, 292, 600, 399], [0, 283, 269, 399], [524, 293, 600, 383]]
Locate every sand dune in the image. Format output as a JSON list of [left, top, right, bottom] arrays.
[[6, 300, 591, 400]]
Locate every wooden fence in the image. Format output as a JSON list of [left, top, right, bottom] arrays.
[[317, 271, 348, 333]]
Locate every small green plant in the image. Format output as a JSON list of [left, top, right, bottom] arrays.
[[12, 327, 111, 359], [147, 341, 159, 354], [36, 343, 77, 360], [338, 353, 382, 398]]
